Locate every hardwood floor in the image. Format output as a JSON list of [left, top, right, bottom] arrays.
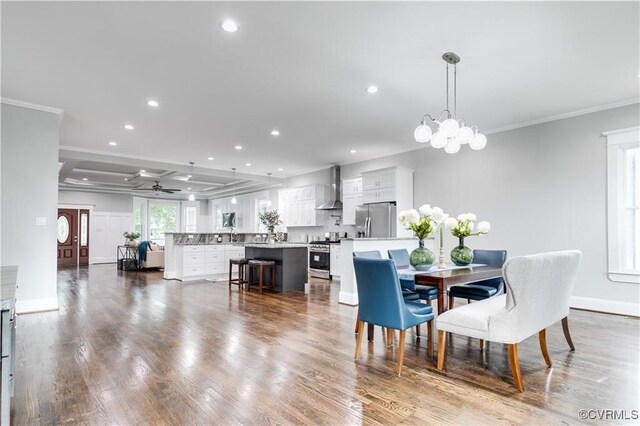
[[12, 265, 639, 425]]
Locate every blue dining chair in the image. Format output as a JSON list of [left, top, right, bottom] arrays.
[[353, 257, 435, 374], [387, 249, 438, 305], [353, 251, 420, 341], [448, 249, 508, 310]]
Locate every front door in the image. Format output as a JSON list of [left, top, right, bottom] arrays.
[[57, 209, 91, 267], [57, 209, 78, 266]]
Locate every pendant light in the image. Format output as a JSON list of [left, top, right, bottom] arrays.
[[414, 52, 487, 153], [188, 162, 195, 201], [231, 168, 237, 204]]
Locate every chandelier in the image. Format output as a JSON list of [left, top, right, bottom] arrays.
[[414, 52, 487, 153]]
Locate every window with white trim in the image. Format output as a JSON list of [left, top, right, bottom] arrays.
[[605, 127, 640, 283]]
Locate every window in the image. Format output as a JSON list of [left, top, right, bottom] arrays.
[[182, 204, 198, 233], [148, 201, 179, 245], [256, 198, 271, 233], [605, 127, 640, 283], [133, 197, 147, 238]]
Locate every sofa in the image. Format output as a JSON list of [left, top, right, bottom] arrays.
[[141, 243, 165, 269]]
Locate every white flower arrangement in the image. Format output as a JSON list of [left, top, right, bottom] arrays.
[[445, 212, 491, 239], [399, 204, 448, 240]]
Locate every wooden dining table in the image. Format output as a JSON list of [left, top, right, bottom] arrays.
[[414, 265, 503, 314]]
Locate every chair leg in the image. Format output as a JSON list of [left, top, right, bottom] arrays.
[[539, 329, 552, 368], [368, 323, 374, 342], [354, 308, 360, 334], [427, 320, 433, 359], [396, 330, 406, 375], [416, 324, 420, 336], [436, 330, 446, 370], [479, 339, 485, 351], [354, 320, 365, 359], [561, 316, 575, 351], [228, 261, 232, 288], [448, 295, 454, 309], [507, 344, 525, 392], [386, 328, 394, 347]]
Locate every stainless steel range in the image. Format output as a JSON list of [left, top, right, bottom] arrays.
[[309, 241, 334, 279]]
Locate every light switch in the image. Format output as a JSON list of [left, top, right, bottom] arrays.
[[35, 217, 47, 226]]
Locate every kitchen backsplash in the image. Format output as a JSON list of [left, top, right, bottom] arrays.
[[286, 216, 356, 242]]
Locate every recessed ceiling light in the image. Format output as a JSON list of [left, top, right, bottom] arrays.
[[124, 178, 129, 181], [278, 168, 283, 171], [147, 99, 159, 107], [234, 145, 242, 150], [270, 129, 280, 136], [208, 157, 214, 161], [246, 163, 252, 166], [140, 170, 146, 173], [82, 178, 88, 181], [221, 20, 239, 33], [108, 141, 118, 146], [124, 124, 134, 130], [350, 149, 357, 154], [187, 187, 191, 190], [366, 86, 378, 94]]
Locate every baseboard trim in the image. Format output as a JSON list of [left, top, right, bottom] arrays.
[[16, 297, 59, 314], [339, 291, 358, 306], [571, 296, 639, 317]]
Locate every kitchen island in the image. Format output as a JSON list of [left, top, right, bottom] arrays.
[[339, 237, 435, 305], [244, 244, 309, 292]]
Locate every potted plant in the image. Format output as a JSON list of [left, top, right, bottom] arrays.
[[123, 231, 141, 247], [399, 205, 447, 270], [444, 213, 491, 265], [259, 210, 282, 242]]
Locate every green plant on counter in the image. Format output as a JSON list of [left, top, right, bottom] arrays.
[[259, 210, 283, 234]]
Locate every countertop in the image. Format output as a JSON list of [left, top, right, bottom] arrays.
[[1, 266, 18, 310], [342, 237, 432, 241], [243, 243, 309, 249]]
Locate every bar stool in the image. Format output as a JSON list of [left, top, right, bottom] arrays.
[[228, 258, 249, 290], [247, 260, 276, 293]]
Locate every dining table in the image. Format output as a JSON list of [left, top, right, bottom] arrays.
[[411, 265, 503, 314]]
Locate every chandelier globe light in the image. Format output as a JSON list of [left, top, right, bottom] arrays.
[[414, 52, 487, 152]]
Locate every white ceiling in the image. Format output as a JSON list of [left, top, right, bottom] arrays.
[[2, 1, 639, 180]]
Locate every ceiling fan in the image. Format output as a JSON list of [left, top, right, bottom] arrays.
[[132, 180, 182, 194]]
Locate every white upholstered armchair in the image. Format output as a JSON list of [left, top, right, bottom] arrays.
[[436, 250, 582, 391]]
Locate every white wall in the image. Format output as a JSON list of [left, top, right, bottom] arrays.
[[58, 190, 133, 213], [342, 104, 640, 315], [91, 212, 132, 263], [1, 103, 61, 313]]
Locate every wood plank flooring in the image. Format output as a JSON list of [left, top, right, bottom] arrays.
[[11, 265, 640, 425]]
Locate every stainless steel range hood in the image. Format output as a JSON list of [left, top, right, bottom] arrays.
[[316, 165, 342, 210]]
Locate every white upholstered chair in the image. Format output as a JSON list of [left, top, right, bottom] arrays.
[[436, 250, 582, 391]]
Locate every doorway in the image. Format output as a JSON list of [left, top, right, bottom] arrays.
[[57, 208, 90, 267]]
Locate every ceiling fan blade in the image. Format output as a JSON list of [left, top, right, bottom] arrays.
[[161, 188, 182, 192], [132, 188, 153, 191]]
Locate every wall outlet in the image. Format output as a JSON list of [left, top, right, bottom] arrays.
[[35, 217, 47, 226]]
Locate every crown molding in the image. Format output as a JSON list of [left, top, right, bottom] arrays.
[[484, 97, 640, 135], [1, 97, 64, 115]]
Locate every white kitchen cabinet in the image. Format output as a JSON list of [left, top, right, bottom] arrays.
[[342, 177, 363, 225], [168, 243, 245, 281], [330, 244, 341, 278], [362, 187, 396, 204], [362, 169, 396, 191], [278, 185, 325, 227]]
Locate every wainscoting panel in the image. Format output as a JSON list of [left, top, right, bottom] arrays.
[[91, 212, 132, 263]]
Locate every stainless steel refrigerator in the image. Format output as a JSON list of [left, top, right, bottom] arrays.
[[355, 203, 397, 238]]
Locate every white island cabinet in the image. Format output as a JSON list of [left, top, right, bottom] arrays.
[[164, 234, 245, 282], [339, 237, 435, 305]]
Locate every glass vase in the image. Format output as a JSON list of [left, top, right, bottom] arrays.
[[410, 239, 435, 271], [451, 237, 473, 266]]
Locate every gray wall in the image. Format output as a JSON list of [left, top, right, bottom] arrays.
[[341, 104, 640, 305], [1, 103, 60, 313], [58, 190, 133, 212]]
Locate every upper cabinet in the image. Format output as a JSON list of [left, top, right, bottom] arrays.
[[342, 177, 362, 225], [361, 167, 412, 205], [278, 184, 325, 227]]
